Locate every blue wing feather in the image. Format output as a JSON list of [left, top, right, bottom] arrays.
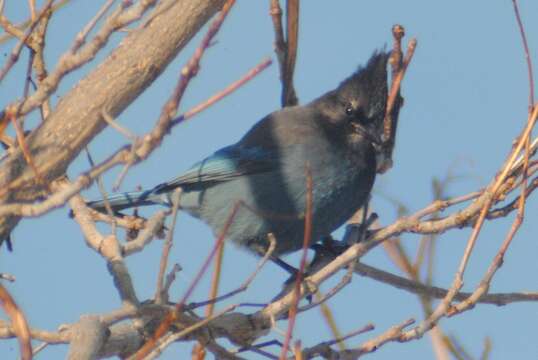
[[154, 145, 277, 193], [87, 145, 277, 211]]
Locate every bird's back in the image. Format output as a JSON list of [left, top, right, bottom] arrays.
[[178, 106, 376, 255]]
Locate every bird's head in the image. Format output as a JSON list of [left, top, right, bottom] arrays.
[[313, 51, 389, 151]]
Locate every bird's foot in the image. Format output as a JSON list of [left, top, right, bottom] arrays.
[[270, 256, 317, 303], [272, 273, 316, 304]]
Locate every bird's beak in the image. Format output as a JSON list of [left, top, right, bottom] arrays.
[[350, 122, 382, 147]]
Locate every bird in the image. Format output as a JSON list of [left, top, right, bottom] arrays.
[[87, 51, 389, 257]]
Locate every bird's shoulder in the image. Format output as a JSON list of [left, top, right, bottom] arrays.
[[153, 144, 277, 192], [239, 106, 323, 149]]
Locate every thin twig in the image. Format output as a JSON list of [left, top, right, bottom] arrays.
[[385, 38, 416, 124], [100, 108, 141, 191], [269, 0, 299, 107], [173, 57, 273, 125], [282, 0, 299, 106], [11, 0, 157, 117], [353, 319, 415, 357], [194, 200, 228, 359], [382, 175, 453, 358], [28, 0, 37, 21], [0, 56, 272, 215], [0, 0, 53, 83], [378, 28, 416, 174], [71, 0, 116, 53], [7, 111, 42, 183], [512, 0, 535, 108], [132, 199, 241, 359], [187, 234, 276, 310], [300, 323, 375, 359], [0, 0, 70, 44], [101, 108, 138, 141], [236, 341, 280, 359], [162, 263, 182, 298], [84, 148, 117, 235], [112, 0, 236, 190], [400, 106, 538, 342], [0, 283, 32, 360], [353, 261, 538, 306], [31, 341, 48, 357], [280, 164, 313, 359], [316, 292, 347, 352], [145, 304, 237, 360], [457, 105, 537, 276], [382, 24, 404, 145], [155, 189, 182, 304], [296, 272, 350, 315], [68, 188, 140, 309], [449, 148, 532, 316]]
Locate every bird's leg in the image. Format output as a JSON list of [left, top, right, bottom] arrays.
[[270, 256, 299, 275], [271, 208, 380, 302], [309, 210, 379, 271], [271, 255, 318, 303], [352, 202, 378, 244]]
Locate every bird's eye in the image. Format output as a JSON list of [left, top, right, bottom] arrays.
[[345, 106, 354, 116]]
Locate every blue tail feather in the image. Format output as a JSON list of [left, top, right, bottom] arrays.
[[87, 189, 172, 212]]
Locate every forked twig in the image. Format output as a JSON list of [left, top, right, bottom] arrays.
[[300, 323, 375, 359], [132, 198, 241, 359], [187, 234, 276, 310], [269, 0, 299, 107], [378, 26, 417, 174], [0, 0, 53, 83]]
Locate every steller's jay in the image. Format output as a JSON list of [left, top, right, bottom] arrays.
[[88, 51, 389, 257]]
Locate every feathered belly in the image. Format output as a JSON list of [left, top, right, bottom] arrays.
[[191, 147, 375, 255]]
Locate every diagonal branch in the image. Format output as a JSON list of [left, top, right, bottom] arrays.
[[0, 0, 227, 247]]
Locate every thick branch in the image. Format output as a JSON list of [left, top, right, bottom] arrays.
[[0, 0, 226, 245], [66, 316, 108, 360]]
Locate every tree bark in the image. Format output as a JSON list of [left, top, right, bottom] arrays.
[[0, 0, 226, 245]]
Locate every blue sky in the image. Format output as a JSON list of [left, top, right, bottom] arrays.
[[1, 1, 537, 359]]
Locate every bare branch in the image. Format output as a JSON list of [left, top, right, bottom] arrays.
[[0, 284, 32, 360], [353, 262, 538, 306], [269, 0, 299, 107], [512, 0, 535, 107], [155, 189, 182, 304], [0, 0, 53, 84], [0, 0, 228, 244], [66, 316, 108, 360]]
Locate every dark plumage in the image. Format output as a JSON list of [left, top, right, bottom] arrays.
[[88, 51, 389, 256]]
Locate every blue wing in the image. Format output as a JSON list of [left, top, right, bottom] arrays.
[[153, 145, 278, 193], [86, 145, 278, 212]]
